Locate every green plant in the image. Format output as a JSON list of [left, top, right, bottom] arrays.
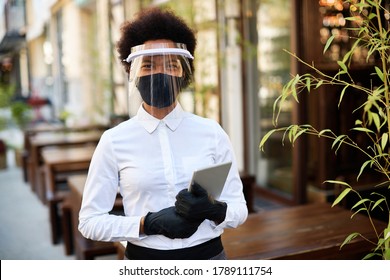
[[0, 83, 15, 108], [0, 83, 31, 131], [0, 83, 14, 130], [0, 82, 33, 129], [259, 0, 390, 260], [10, 101, 32, 129], [58, 110, 72, 124]]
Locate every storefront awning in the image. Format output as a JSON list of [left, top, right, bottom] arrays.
[[0, 31, 26, 56]]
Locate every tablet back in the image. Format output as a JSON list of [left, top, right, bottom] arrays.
[[189, 161, 232, 199]]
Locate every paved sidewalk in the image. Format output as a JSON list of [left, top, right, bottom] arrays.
[[0, 166, 75, 260]]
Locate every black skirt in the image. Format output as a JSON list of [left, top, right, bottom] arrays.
[[125, 236, 223, 260]]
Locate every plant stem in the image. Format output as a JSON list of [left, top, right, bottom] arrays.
[[375, 1, 390, 142]]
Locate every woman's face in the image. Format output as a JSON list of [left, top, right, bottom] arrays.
[[126, 39, 193, 118]]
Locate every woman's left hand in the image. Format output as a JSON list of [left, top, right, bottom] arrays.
[[175, 182, 227, 224]]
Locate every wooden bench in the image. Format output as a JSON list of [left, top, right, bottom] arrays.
[[40, 145, 96, 245], [67, 174, 122, 259], [239, 174, 256, 213], [61, 194, 124, 256]]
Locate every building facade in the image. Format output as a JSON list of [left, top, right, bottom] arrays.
[[4, 0, 360, 205]]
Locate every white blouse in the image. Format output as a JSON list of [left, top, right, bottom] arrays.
[[78, 103, 248, 250]]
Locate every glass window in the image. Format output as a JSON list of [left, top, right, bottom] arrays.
[[255, 0, 293, 196]]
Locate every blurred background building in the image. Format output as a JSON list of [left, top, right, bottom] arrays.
[[1, 0, 378, 207]]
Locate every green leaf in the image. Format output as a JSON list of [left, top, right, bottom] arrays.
[[331, 135, 347, 153], [259, 129, 277, 151], [371, 192, 386, 198], [282, 126, 292, 145], [376, 237, 386, 250], [351, 207, 367, 218], [292, 128, 308, 144], [323, 35, 335, 54], [357, 160, 372, 181], [384, 249, 390, 261], [371, 198, 385, 211], [385, 227, 390, 258], [381, 133, 388, 151], [332, 187, 352, 207], [272, 95, 283, 125], [365, 0, 379, 9], [305, 77, 311, 92], [351, 198, 370, 210], [340, 233, 360, 249], [291, 74, 300, 102], [325, 180, 351, 187], [375, 66, 384, 82], [318, 129, 332, 137], [371, 112, 381, 132], [355, 119, 363, 125], [368, 12, 377, 20], [315, 80, 323, 89], [352, 127, 375, 134], [344, 16, 361, 22], [338, 85, 349, 108], [363, 253, 379, 260], [375, 143, 383, 156], [342, 49, 352, 64], [337, 61, 348, 73], [288, 125, 298, 143]]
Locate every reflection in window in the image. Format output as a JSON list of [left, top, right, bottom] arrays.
[[256, 0, 292, 196], [194, 29, 219, 121], [155, 0, 220, 121]]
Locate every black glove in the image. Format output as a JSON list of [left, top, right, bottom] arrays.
[[143, 206, 201, 239], [175, 182, 227, 224]]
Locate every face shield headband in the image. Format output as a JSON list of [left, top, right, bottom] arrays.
[[126, 43, 194, 112]]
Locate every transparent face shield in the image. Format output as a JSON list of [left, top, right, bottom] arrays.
[[125, 42, 194, 116]]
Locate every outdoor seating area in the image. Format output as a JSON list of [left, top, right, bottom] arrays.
[[1, 1, 389, 263]]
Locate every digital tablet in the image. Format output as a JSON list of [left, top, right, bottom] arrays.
[[188, 161, 232, 199]]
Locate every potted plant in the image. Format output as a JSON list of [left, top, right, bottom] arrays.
[[0, 82, 14, 168], [260, 0, 389, 260], [10, 101, 32, 130], [0, 82, 32, 167]]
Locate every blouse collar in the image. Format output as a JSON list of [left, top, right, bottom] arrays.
[[137, 103, 186, 133]]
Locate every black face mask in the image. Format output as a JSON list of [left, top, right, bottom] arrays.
[[137, 73, 183, 108]]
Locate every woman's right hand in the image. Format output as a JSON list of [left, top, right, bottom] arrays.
[[143, 206, 201, 239]]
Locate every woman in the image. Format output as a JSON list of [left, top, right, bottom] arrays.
[[78, 7, 248, 260]]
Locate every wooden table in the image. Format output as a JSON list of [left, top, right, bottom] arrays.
[[66, 174, 121, 259], [41, 145, 95, 202], [40, 145, 96, 246], [115, 203, 386, 260], [221, 203, 387, 259], [22, 122, 65, 182], [22, 123, 106, 182], [28, 130, 102, 203]]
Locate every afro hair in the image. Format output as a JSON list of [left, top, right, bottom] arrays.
[[116, 7, 197, 77]]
